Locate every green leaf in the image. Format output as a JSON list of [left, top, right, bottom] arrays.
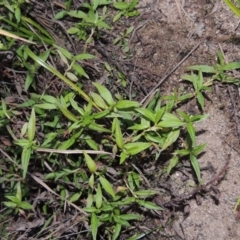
[[223, 61, 240, 70], [91, 92, 108, 109], [190, 154, 201, 182], [19, 201, 33, 210], [177, 110, 190, 122], [167, 155, 179, 174], [16, 181, 22, 202], [89, 122, 111, 132], [89, 174, 95, 188], [114, 118, 124, 149], [83, 151, 97, 173], [69, 193, 81, 203], [15, 7, 21, 22], [134, 190, 159, 198], [6, 196, 21, 205], [115, 100, 140, 109], [96, 20, 111, 29], [72, 63, 89, 78], [112, 224, 121, 240], [3, 201, 17, 208], [74, 53, 95, 61], [56, 102, 78, 122], [68, 10, 88, 19], [25, 72, 34, 91], [91, 213, 99, 240], [192, 143, 206, 156], [67, 27, 79, 34], [95, 184, 103, 209], [54, 10, 67, 20], [120, 152, 129, 164], [186, 123, 196, 147], [28, 108, 36, 141], [162, 129, 180, 150], [22, 147, 32, 178], [154, 107, 165, 124], [93, 82, 115, 105], [158, 112, 185, 128], [113, 10, 122, 21], [175, 149, 190, 156], [113, 2, 129, 10], [135, 108, 155, 122], [136, 200, 162, 210], [119, 214, 142, 221], [190, 114, 209, 123], [99, 176, 115, 198], [124, 142, 151, 155], [65, 72, 78, 82], [181, 73, 197, 83], [34, 103, 57, 109], [128, 123, 150, 131], [84, 207, 99, 213], [197, 91, 205, 110], [186, 65, 216, 73]]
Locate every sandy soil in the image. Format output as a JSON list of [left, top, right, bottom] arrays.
[[134, 0, 240, 239]]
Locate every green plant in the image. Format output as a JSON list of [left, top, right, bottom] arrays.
[[3, 181, 33, 214], [181, 50, 240, 110], [113, 26, 134, 53], [1, 0, 239, 239], [56, 0, 111, 42], [113, 0, 140, 22], [224, 0, 240, 17]]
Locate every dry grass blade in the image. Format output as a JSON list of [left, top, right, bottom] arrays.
[[0, 29, 36, 44], [175, 0, 183, 21], [36, 148, 113, 155]]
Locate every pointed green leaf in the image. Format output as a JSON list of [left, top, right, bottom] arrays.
[[19, 201, 33, 210], [134, 190, 159, 198], [192, 143, 206, 156], [115, 100, 140, 109], [196, 92, 205, 110], [162, 129, 180, 150], [22, 147, 31, 178], [89, 174, 95, 188], [167, 155, 179, 174], [186, 123, 196, 147], [91, 213, 99, 240], [91, 92, 108, 109], [114, 118, 124, 149], [190, 154, 201, 182], [136, 200, 162, 210], [158, 112, 185, 128], [186, 65, 216, 73], [120, 152, 129, 164], [93, 82, 115, 105], [155, 107, 165, 124], [28, 108, 35, 141], [135, 108, 155, 122], [112, 224, 121, 240], [69, 193, 81, 203], [99, 176, 115, 198], [83, 151, 97, 173], [95, 183, 103, 209], [124, 142, 151, 155], [16, 182, 22, 202]]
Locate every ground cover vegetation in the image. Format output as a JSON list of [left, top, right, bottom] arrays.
[[0, 0, 239, 239]]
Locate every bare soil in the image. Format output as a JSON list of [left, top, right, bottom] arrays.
[[134, 0, 240, 239]]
